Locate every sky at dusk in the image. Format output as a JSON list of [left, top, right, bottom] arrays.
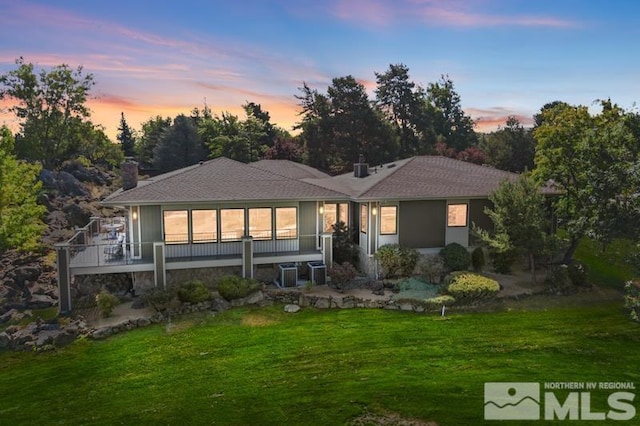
[[1, 0, 639, 141]]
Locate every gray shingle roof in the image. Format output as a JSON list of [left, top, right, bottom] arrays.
[[250, 160, 331, 180], [103, 155, 540, 206], [102, 157, 346, 205], [306, 156, 522, 200]]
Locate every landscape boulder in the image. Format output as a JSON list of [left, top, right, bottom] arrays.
[[284, 304, 300, 313]]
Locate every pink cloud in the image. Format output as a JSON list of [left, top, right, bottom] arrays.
[[301, 0, 578, 29], [467, 106, 534, 132]]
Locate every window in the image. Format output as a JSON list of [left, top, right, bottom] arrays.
[[220, 209, 245, 241], [163, 210, 188, 243], [380, 206, 397, 235], [360, 204, 368, 233], [323, 203, 349, 232], [338, 203, 349, 226], [248, 208, 272, 240], [275, 207, 297, 239], [192, 210, 217, 242], [324, 204, 337, 232], [447, 204, 468, 227]]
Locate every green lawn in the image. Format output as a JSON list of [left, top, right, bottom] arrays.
[[1, 303, 638, 425]]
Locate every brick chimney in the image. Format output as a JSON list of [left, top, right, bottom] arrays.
[[353, 154, 369, 178], [121, 158, 138, 190]]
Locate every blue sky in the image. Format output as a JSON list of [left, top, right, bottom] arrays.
[[1, 0, 639, 140]]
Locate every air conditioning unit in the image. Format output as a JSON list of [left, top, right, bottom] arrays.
[[307, 261, 326, 285], [278, 263, 298, 287]]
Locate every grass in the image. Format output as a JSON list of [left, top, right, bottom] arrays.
[[575, 238, 637, 289], [1, 303, 639, 425]]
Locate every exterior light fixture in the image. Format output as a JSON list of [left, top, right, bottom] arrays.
[[132, 211, 138, 220], [372, 206, 378, 216], [319, 205, 324, 215]]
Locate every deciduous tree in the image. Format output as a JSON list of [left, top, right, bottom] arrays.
[[533, 100, 640, 262], [474, 174, 554, 282], [0, 126, 46, 253], [0, 57, 95, 169]]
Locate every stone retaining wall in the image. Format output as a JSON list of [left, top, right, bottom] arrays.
[[1, 287, 447, 351]]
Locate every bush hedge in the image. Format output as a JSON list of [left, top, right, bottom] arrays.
[[624, 280, 640, 322], [375, 244, 419, 278], [445, 272, 499, 303], [95, 290, 119, 318], [142, 287, 176, 313], [440, 243, 471, 272], [471, 247, 485, 272], [217, 275, 260, 301], [177, 280, 211, 303], [328, 262, 358, 287]]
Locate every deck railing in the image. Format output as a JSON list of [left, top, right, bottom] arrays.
[[68, 232, 322, 268]]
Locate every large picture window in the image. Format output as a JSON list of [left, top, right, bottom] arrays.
[[275, 207, 297, 239], [192, 210, 217, 242], [360, 204, 368, 234], [447, 204, 468, 227], [380, 206, 397, 235], [220, 209, 245, 241], [163, 210, 188, 243], [248, 208, 272, 240]]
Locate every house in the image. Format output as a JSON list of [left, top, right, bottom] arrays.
[[55, 155, 523, 313]]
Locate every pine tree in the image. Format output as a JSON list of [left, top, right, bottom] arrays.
[[117, 112, 136, 158]]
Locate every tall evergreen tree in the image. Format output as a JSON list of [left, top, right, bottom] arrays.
[[153, 115, 207, 172], [375, 63, 433, 156], [117, 112, 136, 158], [427, 75, 478, 151]]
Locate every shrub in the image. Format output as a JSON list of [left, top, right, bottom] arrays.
[[471, 247, 485, 272], [177, 280, 211, 303], [328, 262, 358, 287], [624, 280, 640, 322], [491, 249, 517, 274], [445, 273, 500, 303], [440, 243, 471, 272], [332, 221, 359, 267], [567, 262, 589, 287], [545, 264, 571, 290], [417, 254, 445, 284], [375, 244, 419, 278], [217, 275, 260, 302], [95, 290, 119, 318], [142, 287, 176, 313], [424, 295, 456, 311]]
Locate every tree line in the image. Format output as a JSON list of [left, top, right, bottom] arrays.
[[1, 58, 639, 263]]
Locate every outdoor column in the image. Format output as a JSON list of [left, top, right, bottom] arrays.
[[55, 243, 72, 315], [321, 233, 333, 268], [153, 242, 166, 289], [242, 236, 254, 279]]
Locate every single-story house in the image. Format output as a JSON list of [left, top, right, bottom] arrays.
[[55, 155, 523, 313]]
